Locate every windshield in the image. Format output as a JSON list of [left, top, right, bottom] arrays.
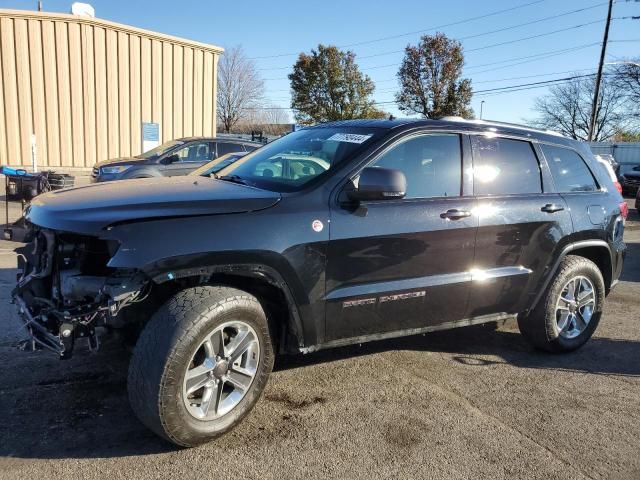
[[136, 140, 184, 160], [217, 127, 381, 192], [190, 153, 246, 177], [620, 164, 640, 175]]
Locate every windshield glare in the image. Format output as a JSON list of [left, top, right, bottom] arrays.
[[191, 153, 245, 176], [217, 128, 380, 192], [136, 140, 184, 159]]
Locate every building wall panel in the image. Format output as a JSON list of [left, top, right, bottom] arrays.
[[0, 9, 221, 172]]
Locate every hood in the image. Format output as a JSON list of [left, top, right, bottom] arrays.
[[94, 156, 151, 168], [26, 176, 281, 235]]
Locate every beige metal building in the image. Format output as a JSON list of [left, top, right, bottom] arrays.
[[0, 9, 222, 172]]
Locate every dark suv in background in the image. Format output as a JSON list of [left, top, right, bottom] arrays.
[[13, 118, 626, 447], [91, 137, 261, 182], [618, 163, 640, 197]]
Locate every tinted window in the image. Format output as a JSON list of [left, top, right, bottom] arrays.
[[173, 142, 213, 162], [542, 145, 598, 192], [218, 142, 245, 156], [472, 136, 541, 195], [370, 134, 461, 198]]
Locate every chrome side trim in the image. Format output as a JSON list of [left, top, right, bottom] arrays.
[[301, 312, 514, 353], [325, 266, 532, 301]]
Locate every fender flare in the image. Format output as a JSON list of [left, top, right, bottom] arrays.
[[528, 239, 613, 312], [145, 260, 308, 351]]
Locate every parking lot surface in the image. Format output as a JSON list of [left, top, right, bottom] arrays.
[[0, 206, 639, 480]]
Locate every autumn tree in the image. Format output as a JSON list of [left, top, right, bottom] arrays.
[[396, 33, 473, 119], [532, 75, 630, 142], [217, 46, 264, 133], [289, 45, 384, 125]]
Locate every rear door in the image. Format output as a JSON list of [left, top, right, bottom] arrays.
[[325, 132, 478, 342], [468, 134, 573, 318], [539, 142, 607, 241]]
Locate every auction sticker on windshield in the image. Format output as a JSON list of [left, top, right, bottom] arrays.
[[327, 133, 373, 144]]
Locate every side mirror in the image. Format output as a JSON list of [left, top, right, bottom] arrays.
[[164, 154, 180, 164], [348, 167, 406, 202]]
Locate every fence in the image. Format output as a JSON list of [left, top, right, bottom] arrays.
[[589, 142, 640, 166]]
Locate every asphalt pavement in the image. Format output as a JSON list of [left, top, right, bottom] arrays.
[[0, 202, 638, 480]]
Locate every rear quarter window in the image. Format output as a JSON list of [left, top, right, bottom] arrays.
[[541, 144, 598, 192]]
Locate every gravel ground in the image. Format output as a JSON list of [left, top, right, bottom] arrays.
[[0, 200, 638, 480]]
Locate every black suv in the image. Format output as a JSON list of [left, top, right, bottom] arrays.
[[13, 118, 627, 447], [91, 137, 261, 182]]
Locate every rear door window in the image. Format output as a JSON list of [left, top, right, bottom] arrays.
[[541, 145, 598, 192], [217, 142, 246, 156], [471, 136, 542, 195]]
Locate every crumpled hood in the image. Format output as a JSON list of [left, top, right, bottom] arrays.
[[26, 176, 281, 235]]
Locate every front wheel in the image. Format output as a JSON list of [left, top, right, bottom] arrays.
[[518, 255, 605, 352], [128, 286, 274, 447]]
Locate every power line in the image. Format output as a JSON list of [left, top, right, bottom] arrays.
[[262, 19, 614, 80], [261, 42, 602, 82], [249, 0, 547, 59], [257, 2, 607, 71]]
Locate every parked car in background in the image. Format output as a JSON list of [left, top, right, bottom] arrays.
[[594, 153, 618, 172], [189, 152, 247, 177], [618, 163, 640, 196], [91, 137, 261, 182], [595, 155, 622, 194]]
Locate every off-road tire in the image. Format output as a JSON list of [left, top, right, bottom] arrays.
[[128, 286, 274, 447], [518, 255, 605, 352]]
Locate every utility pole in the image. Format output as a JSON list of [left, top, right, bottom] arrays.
[[480, 100, 485, 120], [587, 0, 614, 142]]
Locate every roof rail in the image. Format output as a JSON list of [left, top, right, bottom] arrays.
[[438, 116, 565, 138]]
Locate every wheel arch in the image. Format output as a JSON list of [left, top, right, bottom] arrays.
[[145, 262, 308, 354], [529, 240, 613, 312]]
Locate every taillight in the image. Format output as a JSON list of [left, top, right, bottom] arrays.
[[620, 201, 629, 220], [614, 181, 623, 194]]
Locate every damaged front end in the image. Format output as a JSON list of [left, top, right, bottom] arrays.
[[12, 226, 150, 359]]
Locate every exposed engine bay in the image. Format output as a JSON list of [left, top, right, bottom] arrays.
[[13, 227, 150, 358]]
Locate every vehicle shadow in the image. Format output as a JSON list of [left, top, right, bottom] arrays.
[[2, 318, 638, 461], [275, 321, 640, 379], [621, 241, 640, 282]]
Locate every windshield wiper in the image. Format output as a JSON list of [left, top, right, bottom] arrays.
[[216, 174, 251, 186]]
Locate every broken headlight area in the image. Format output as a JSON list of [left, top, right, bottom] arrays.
[[12, 227, 151, 359]]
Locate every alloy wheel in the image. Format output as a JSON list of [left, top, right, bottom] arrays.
[[555, 276, 596, 340], [182, 321, 260, 420]]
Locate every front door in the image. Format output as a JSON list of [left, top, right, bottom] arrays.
[[325, 133, 478, 342]]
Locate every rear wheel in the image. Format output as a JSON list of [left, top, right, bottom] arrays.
[[518, 255, 605, 352], [127, 286, 274, 447]]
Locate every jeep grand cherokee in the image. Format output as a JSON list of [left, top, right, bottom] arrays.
[[12, 118, 626, 447]]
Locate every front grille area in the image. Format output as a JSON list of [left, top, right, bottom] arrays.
[[91, 167, 99, 178]]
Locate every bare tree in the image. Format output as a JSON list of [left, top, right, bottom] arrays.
[[532, 75, 629, 141], [235, 105, 291, 136], [217, 46, 264, 133], [612, 59, 640, 120]]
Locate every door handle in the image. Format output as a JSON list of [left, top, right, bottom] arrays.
[[440, 209, 472, 220], [541, 204, 564, 213]]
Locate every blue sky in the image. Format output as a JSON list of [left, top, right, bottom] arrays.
[[4, 0, 639, 123]]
